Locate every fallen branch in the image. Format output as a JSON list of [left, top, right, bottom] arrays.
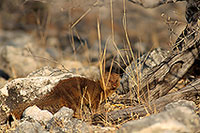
[[92, 12, 200, 125], [92, 78, 200, 125]]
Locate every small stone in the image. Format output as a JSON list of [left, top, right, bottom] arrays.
[[54, 106, 74, 118], [49, 106, 74, 126], [47, 106, 92, 132], [23, 105, 53, 124]]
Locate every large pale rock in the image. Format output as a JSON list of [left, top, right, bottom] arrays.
[[118, 100, 200, 133], [0, 66, 84, 124]]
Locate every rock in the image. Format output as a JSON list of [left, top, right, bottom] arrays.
[[1, 105, 115, 132], [119, 48, 169, 94], [23, 105, 53, 124], [0, 108, 7, 125], [10, 121, 48, 133], [0, 66, 84, 124], [46, 106, 116, 132], [46, 106, 91, 132], [51, 106, 74, 121], [117, 100, 200, 133]]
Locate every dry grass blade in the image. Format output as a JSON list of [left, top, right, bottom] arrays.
[[92, 19, 200, 125], [92, 78, 200, 125]]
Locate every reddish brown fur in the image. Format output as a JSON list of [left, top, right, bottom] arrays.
[[12, 72, 120, 119]]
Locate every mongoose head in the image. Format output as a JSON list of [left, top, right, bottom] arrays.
[[99, 72, 120, 97]]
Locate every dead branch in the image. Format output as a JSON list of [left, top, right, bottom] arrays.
[[129, 22, 200, 102], [92, 78, 200, 125], [128, 0, 185, 8], [92, 18, 200, 126]]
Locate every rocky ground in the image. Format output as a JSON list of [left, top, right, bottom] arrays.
[[0, 0, 200, 132], [0, 66, 200, 132]]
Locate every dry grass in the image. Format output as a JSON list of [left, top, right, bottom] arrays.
[[0, 0, 191, 131]]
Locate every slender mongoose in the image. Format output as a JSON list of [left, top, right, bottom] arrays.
[[11, 72, 120, 119]]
